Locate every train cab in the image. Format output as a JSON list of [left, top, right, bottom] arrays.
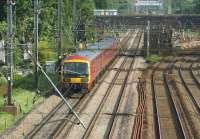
[[61, 60, 90, 90], [63, 61, 89, 83]]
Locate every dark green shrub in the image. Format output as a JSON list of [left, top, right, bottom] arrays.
[[0, 73, 7, 86]]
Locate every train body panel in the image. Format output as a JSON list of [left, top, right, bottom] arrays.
[[61, 37, 119, 91]]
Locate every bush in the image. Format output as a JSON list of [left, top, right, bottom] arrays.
[[0, 73, 7, 86], [13, 74, 34, 90], [39, 41, 57, 64], [145, 55, 162, 63], [13, 71, 23, 81], [0, 73, 7, 96]]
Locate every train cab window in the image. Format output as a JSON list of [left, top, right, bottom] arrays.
[[64, 62, 89, 77]]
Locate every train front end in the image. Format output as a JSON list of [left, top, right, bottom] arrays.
[[61, 56, 91, 91]]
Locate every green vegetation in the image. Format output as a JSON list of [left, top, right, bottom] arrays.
[[0, 70, 59, 132], [0, 73, 7, 97], [0, 75, 6, 87], [13, 88, 43, 114], [0, 98, 4, 108], [0, 85, 44, 133], [0, 0, 97, 66], [169, 0, 200, 14], [38, 74, 58, 93], [0, 112, 14, 132], [145, 55, 162, 63], [0, 88, 43, 133], [13, 71, 58, 93]]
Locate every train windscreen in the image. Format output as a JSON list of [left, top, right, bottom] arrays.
[[64, 62, 89, 77]]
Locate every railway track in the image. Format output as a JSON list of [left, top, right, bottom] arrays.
[[179, 62, 200, 113], [25, 90, 86, 139], [82, 31, 142, 139], [51, 31, 143, 139], [82, 57, 133, 139], [171, 60, 200, 138], [25, 30, 135, 138], [164, 62, 191, 139], [151, 62, 186, 139], [149, 58, 200, 139], [190, 62, 200, 88], [106, 32, 143, 139]]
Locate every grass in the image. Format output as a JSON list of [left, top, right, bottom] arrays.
[[0, 88, 44, 133], [13, 88, 44, 114], [0, 71, 59, 133], [0, 98, 4, 107], [145, 54, 162, 63], [0, 70, 60, 133], [0, 112, 15, 132]]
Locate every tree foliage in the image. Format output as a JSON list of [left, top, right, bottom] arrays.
[[0, 0, 97, 66], [171, 0, 200, 14], [193, 0, 200, 13]]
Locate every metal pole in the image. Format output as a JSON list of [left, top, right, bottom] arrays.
[[7, 0, 14, 105], [72, 0, 77, 50], [57, 0, 62, 60], [147, 20, 150, 57], [34, 0, 39, 92]]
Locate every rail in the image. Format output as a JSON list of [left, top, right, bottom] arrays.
[[190, 63, 200, 90], [164, 62, 187, 139], [105, 31, 142, 139], [25, 88, 85, 138], [179, 65, 200, 113], [82, 31, 142, 139], [151, 64, 162, 139]]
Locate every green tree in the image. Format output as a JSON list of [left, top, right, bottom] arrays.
[[0, 0, 97, 66], [15, 0, 33, 42], [193, 0, 200, 13], [0, 2, 6, 21], [94, 0, 108, 9]]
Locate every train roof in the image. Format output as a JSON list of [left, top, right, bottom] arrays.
[[65, 37, 117, 61], [87, 37, 116, 50], [74, 50, 99, 61]]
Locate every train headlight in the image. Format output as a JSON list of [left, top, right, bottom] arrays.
[[81, 78, 89, 82]]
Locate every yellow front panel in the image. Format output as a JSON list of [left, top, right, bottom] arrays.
[[70, 78, 81, 83]]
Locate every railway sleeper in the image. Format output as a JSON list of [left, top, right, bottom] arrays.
[[109, 67, 145, 72], [103, 112, 135, 116]]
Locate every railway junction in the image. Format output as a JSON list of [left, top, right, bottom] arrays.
[[0, 1, 200, 139]]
